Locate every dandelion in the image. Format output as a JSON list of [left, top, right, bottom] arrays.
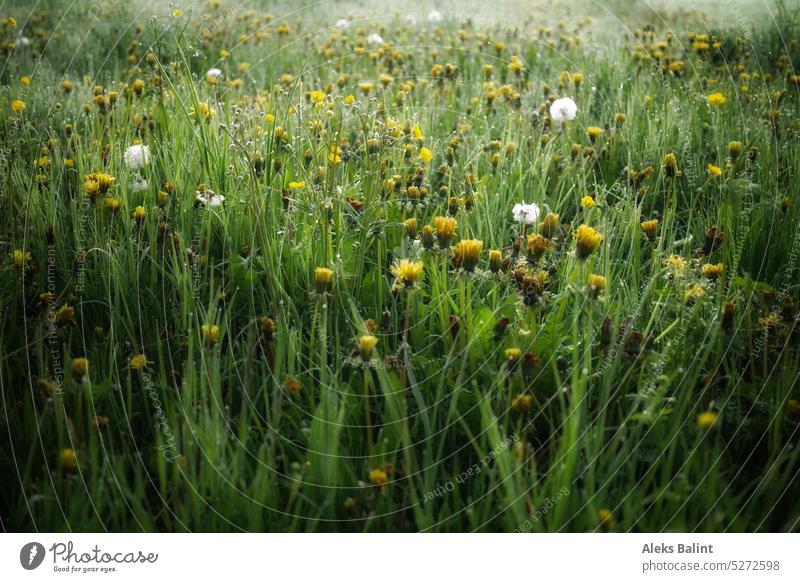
[[598, 509, 616, 530], [434, 216, 457, 248], [663, 152, 680, 177], [505, 348, 522, 371], [9, 249, 32, 271], [201, 324, 220, 346], [488, 249, 503, 273], [284, 376, 301, 395], [71, 357, 89, 381], [580, 195, 596, 208], [132, 206, 146, 222], [728, 141, 742, 160], [366, 33, 383, 45], [206, 68, 223, 83], [11, 99, 25, 113], [60, 448, 77, 472], [288, 180, 305, 190], [527, 234, 550, 262], [666, 254, 686, 275], [129, 354, 150, 371], [453, 239, 483, 272], [124, 144, 150, 169], [190, 101, 215, 121], [707, 163, 722, 177], [539, 212, 560, 239], [640, 219, 659, 240], [549, 97, 577, 123], [587, 274, 606, 297], [575, 224, 603, 259], [358, 334, 379, 361], [391, 259, 424, 291], [586, 126, 603, 142], [512, 202, 540, 225], [428, 10, 443, 22], [314, 267, 334, 293], [696, 410, 718, 430], [512, 394, 533, 414], [702, 263, 724, 280], [707, 92, 726, 107], [195, 188, 225, 208], [335, 18, 349, 29], [403, 218, 418, 238], [420, 147, 433, 163], [369, 468, 388, 487]]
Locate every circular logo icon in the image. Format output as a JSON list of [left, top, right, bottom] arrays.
[[20, 542, 46, 570]]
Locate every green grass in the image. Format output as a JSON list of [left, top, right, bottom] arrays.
[[1, 0, 799, 532]]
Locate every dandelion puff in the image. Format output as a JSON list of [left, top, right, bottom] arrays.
[[512, 202, 540, 225], [427, 10, 443, 22], [124, 144, 150, 169], [549, 97, 577, 123], [335, 18, 349, 29]]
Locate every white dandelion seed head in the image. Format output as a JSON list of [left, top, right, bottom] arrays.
[[512, 202, 541, 225], [124, 144, 150, 170], [549, 97, 578, 123]]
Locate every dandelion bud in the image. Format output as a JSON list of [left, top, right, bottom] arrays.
[[71, 357, 89, 382], [201, 324, 220, 346], [587, 274, 606, 298], [488, 249, 502, 273], [640, 219, 659, 240], [60, 448, 77, 472], [539, 212, 560, 239], [696, 410, 718, 430], [404, 218, 418, 238], [434, 216, 457, 248], [421, 225, 435, 250], [728, 140, 742, 160], [512, 394, 533, 414]]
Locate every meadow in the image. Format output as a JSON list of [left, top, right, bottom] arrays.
[[1, 0, 799, 532]]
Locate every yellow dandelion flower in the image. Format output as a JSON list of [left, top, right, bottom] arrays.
[[575, 224, 603, 259], [201, 324, 220, 346], [11, 99, 25, 113], [707, 92, 726, 106], [420, 147, 433, 163], [696, 410, 718, 429], [358, 334, 379, 361], [390, 259, 424, 290], [453, 239, 483, 272]]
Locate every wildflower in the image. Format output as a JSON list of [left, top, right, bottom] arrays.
[[104, 197, 122, 212], [598, 509, 616, 530], [201, 324, 220, 346], [284, 376, 301, 395], [132, 206, 146, 222], [640, 219, 659, 240], [663, 153, 680, 177], [702, 263, 724, 280], [587, 274, 606, 297], [787, 400, 800, 416], [728, 141, 742, 160], [11, 99, 25, 113], [707, 163, 722, 177], [132, 79, 145, 96], [46, 298, 70, 322], [707, 92, 726, 106], [71, 357, 89, 381], [666, 254, 686, 275], [314, 267, 335, 293], [129, 354, 150, 371], [124, 144, 150, 169], [696, 410, 718, 430], [190, 101, 215, 121], [434, 216, 457, 248], [367, 33, 384, 45], [195, 188, 225, 208], [60, 448, 77, 472], [539, 212, 560, 239], [62, 80, 74, 92], [505, 348, 522, 371], [575, 224, 603, 259], [586, 126, 603, 142], [527, 234, 550, 261], [391, 259, 424, 291], [369, 468, 388, 487], [9, 249, 32, 271], [488, 249, 503, 273], [358, 335, 379, 361], [403, 218, 418, 238], [428, 10, 443, 22], [512, 394, 533, 414], [288, 180, 305, 190], [549, 97, 577, 123], [453, 239, 483, 272], [206, 68, 223, 83], [420, 147, 433, 163], [335, 18, 349, 29], [512, 202, 540, 225], [580, 195, 596, 208], [615, 112, 626, 126]]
